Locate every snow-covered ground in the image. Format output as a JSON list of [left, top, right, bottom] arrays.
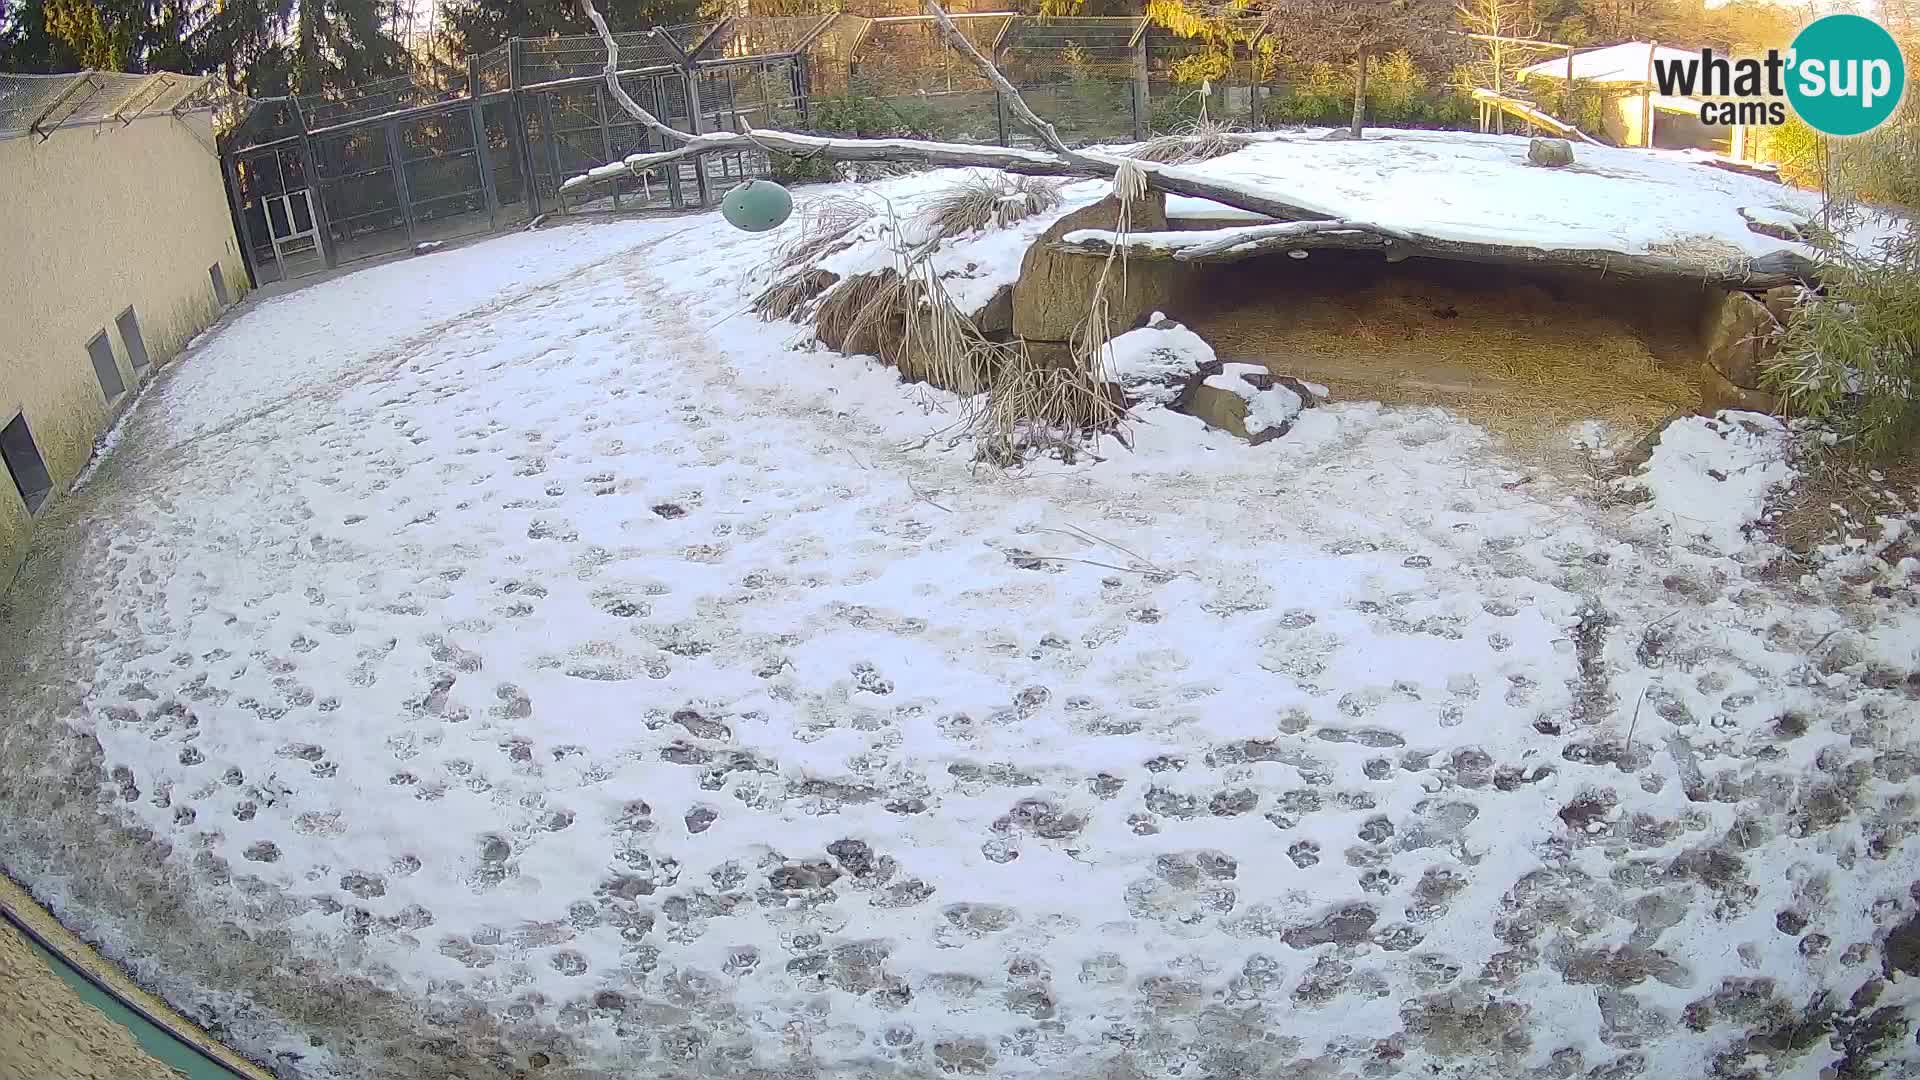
[[3, 150, 1919, 1080]]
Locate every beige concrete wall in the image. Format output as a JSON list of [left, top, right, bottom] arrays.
[[0, 109, 245, 588]]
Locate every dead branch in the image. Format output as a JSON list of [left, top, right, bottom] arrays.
[[575, 0, 684, 146], [1050, 222, 1816, 288], [919, 0, 1070, 157]]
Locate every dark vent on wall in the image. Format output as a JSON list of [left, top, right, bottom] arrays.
[[118, 306, 151, 368], [2, 412, 53, 513], [86, 331, 125, 401]]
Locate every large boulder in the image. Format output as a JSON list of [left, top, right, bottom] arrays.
[[1013, 191, 1186, 343], [1760, 284, 1803, 328], [973, 284, 1014, 339], [1699, 289, 1778, 390], [1528, 138, 1575, 167], [1697, 364, 1779, 416]]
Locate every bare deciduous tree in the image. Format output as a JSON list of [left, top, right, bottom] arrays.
[[1259, 0, 1460, 137], [1455, 0, 1544, 134]]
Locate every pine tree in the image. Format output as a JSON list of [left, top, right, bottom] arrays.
[[1, 0, 87, 73], [439, 0, 700, 67]]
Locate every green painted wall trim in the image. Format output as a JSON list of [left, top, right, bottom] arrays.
[[4, 908, 256, 1080]]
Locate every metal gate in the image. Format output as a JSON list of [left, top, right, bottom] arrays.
[[309, 99, 518, 265], [229, 143, 325, 284]]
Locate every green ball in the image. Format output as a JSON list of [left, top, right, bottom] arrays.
[[720, 179, 793, 233]]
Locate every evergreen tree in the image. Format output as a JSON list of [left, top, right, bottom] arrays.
[[439, 0, 701, 67], [1, 0, 89, 71]]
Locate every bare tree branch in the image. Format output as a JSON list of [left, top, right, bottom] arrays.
[[919, 0, 1070, 158], [574, 0, 689, 145]]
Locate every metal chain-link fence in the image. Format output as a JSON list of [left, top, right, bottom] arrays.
[[212, 9, 1426, 288], [0, 71, 214, 139]]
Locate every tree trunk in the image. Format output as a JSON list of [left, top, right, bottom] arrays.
[[1350, 46, 1368, 139], [296, 1, 320, 96]]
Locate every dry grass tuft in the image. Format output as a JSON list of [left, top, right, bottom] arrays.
[[1126, 118, 1250, 164], [787, 188, 1128, 464], [916, 173, 1064, 243], [814, 270, 903, 356], [753, 268, 841, 322], [976, 352, 1127, 465], [776, 196, 876, 275]]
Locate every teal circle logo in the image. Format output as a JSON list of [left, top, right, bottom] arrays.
[[1787, 14, 1906, 137]]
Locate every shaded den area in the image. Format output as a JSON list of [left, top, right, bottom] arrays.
[[1175, 249, 1718, 456]]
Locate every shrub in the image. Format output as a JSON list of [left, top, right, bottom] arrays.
[[1258, 56, 1473, 130], [1765, 223, 1920, 456], [771, 153, 839, 185], [1829, 95, 1920, 211]]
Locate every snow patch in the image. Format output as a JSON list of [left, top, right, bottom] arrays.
[[799, 169, 1109, 317], [1629, 411, 1795, 553], [1191, 128, 1827, 257], [1202, 363, 1304, 436], [1103, 314, 1216, 404]]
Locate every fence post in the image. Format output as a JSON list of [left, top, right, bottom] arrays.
[[993, 41, 1010, 145], [289, 98, 337, 269], [221, 150, 263, 289], [384, 118, 417, 247], [686, 63, 706, 135], [469, 57, 500, 228], [1132, 24, 1151, 140], [510, 38, 543, 218], [794, 52, 811, 126], [540, 92, 564, 212], [596, 82, 619, 211]]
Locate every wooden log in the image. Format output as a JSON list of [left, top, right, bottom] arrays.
[[1050, 224, 1818, 289]]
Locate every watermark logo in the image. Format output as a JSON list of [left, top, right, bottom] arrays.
[[1651, 14, 1907, 137]]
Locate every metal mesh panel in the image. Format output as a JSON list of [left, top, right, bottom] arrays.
[[0, 71, 214, 137], [801, 15, 1006, 142], [0, 74, 85, 134], [660, 21, 722, 55], [998, 17, 1144, 145], [517, 32, 682, 87], [1144, 21, 1265, 130], [697, 58, 806, 132], [299, 71, 468, 131], [473, 44, 513, 94], [1000, 16, 1144, 71], [844, 0, 1010, 16], [801, 15, 869, 98], [829, 15, 1003, 95], [699, 15, 836, 61]]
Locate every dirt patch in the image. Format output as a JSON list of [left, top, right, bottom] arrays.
[[1179, 251, 1708, 475], [1759, 439, 1920, 555]]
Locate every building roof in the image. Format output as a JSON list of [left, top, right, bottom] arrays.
[[1520, 42, 1700, 85]]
